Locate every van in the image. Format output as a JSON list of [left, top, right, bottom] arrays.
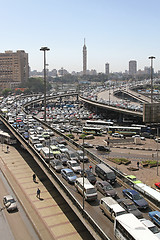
[[75, 177, 97, 201], [40, 147, 54, 163], [29, 135, 40, 145], [95, 163, 116, 184], [100, 197, 126, 221]]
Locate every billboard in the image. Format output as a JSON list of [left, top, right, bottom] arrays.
[[143, 103, 160, 123]]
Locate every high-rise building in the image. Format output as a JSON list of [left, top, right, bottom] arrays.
[[129, 60, 137, 76], [105, 63, 109, 75], [0, 50, 29, 90], [83, 39, 87, 75]]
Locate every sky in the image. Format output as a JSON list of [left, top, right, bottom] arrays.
[[1, 0, 160, 73]]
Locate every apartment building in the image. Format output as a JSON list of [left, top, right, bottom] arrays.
[[0, 50, 29, 91]]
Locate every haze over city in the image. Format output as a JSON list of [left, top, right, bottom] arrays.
[[1, 0, 160, 73]]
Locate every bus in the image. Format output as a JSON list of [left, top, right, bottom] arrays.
[[0, 130, 17, 145], [82, 127, 102, 136], [85, 120, 114, 130], [108, 126, 141, 137], [114, 213, 159, 240]]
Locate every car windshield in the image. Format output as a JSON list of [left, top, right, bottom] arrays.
[[67, 172, 75, 177], [8, 199, 15, 203], [72, 162, 79, 167], [86, 188, 96, 194], [107, 172, 115, 178], [150, 225, 160, 234], [127, 204, 137, 211], [133, 194, 143, 200], [55, 161, 62, 166], [104, 185, 113, 190], [70, 153, 77, 158]]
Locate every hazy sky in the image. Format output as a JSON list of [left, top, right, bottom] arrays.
[[1, 0, 160, 73]]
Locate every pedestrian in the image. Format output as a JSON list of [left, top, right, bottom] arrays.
[[89, 165, 92, 172], [137, 161, 140, 169], [37, 188, 41, 199], [7, 145, 9, 153], [33, 173, 36, 182]]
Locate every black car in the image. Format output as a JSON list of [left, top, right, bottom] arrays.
[[117, 198, 143, 219], [81, 169, 97, 185], [96, 145, 110, 152]]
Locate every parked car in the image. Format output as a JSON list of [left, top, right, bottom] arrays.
[[112, 133, 124, 138], [81, 142, 94, 148], [96, 145, 110, 152], [50, 159, 63, 172], [81, 169, 97, 185], [3, 195, 18, 212], [149, 211, 160, 227], [61, 168, 77, 184], [67, 160, 81, 173], [140, 218, 160, 238], [155, 182, 160, 189], [117, 198, 143, 219], [122, 189, 149, 209]]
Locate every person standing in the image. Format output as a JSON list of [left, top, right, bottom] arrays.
[[7, 145, 9, 153], [33, 173, 36, 182], [37, 188, 41, 199], [89, 165, 92, 172]]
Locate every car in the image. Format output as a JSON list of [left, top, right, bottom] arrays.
[[81, 169, 97, 185], [96, 180, 117, 198], [155, 182, 160, 189], [122, 189, 149, 209], [125, 175, 142, 184], [50, 159, 63, 172], [112, 133, 123, 138], [96, 145, 110, 152], [58, 144, 68, 153], [59, 153, 68, 166], [140, 218, 160, 238], [76, 150, 89, 162], [117, 198, 143, 219], [67, 160, 82, 173], [149, 211, 160, 227], [34, 143, 43, 152], [61, 168, 77, 183], [3, 195, 18, 212], [81, 142, 94, 148]]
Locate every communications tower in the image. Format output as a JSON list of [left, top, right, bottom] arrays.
[[83, 38, 87, 75]]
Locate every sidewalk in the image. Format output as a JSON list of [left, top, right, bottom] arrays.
[[0, 144, 83, 240]]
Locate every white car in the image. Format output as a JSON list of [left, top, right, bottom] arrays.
[[3, 195, 18, 212], [67, 160, 82, 173], [34, 143, 43, 152], [58, 144, 68, 153]]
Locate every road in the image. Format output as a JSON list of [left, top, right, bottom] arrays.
[[0, 170, 40, 240]]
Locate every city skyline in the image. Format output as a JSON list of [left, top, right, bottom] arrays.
[[1, 0, 160, 73]]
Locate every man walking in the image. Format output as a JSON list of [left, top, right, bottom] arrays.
[[33, 173, 36, 182], [37, 188, 41, 199]]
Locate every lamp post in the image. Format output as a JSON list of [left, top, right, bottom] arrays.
[[40, 47, 50, 122], [82, 137, 85, 215], [148, 56, 155, 103]]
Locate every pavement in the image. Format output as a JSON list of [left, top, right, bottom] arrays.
[[0, 144, 84, 240], [76, 134, 160, 189]]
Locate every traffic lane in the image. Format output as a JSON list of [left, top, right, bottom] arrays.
[[56, 170, 117, 240], [0, 171, 39, 240]]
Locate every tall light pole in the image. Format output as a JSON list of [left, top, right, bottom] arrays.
[[148, 56, 155, 103], [40, 47, 50, 122]]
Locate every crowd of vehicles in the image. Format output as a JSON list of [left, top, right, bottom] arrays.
[[1, 92, 160, 239]]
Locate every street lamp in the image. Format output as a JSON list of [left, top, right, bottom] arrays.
[[40, 47, 50, 122], [148, 56, 155, 103]]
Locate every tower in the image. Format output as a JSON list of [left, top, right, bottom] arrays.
[[105, 63, 109, 75], [83, 38, 87, 75], [129, 60, 137, 76]]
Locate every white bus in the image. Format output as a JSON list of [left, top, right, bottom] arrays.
[[85, 120, 114, 130], [114, 213, 158, 240], [0, 130, 17, 145]]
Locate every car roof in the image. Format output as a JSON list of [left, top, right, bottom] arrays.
[[124, 189, 138, 194], [4, 195, 14, 200], [63, 168, 73, 173]]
